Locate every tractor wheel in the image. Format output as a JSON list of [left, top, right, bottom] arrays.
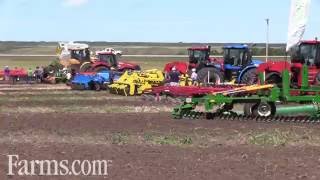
[[94, 66, 109, 73], [70, 64, 80, 73], [94, 83, 101, 91], [240, 68, 258, 85], [80, 62, 92, 72], [265, 73, 282, 86], [251, 102, 276, 117], [197, 67, 224, 85]]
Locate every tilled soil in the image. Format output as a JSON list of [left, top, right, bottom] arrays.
[[0, 113, 320, 180], [1, 84, 320, 179]]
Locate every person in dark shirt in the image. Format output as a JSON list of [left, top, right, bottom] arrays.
[[168, 67, 180, 86], [34, 66, 42, 83]]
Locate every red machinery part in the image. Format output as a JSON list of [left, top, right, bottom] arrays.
[[146, 85, 241, 97], [164, 61, 189, 74], [0, 68, 28, 78]]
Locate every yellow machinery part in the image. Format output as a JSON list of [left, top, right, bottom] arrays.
[[109, 69, 164, 96], [179, 74, 193, 86], [212, 84, 274, 96]]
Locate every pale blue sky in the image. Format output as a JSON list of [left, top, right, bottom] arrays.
[[0, 0, 319, 42]]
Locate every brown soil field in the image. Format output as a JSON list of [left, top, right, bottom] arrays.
[[0, 84, 320, 180]]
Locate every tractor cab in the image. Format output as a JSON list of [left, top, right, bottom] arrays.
[[93, 50, 140, 72], [69, 48, 91, 62], [289, 40, 320, 85], [188, 46, 211, 65], [223, 44, 254, 81], [96, 52, 118, 68], [290, 40, 320, 67], [57, 42, 91, 69], [223, 45, 252, 68]]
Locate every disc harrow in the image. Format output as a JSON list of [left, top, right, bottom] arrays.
[[171, 68, 320, 123], [174, 110, 320, 124], [109, 69, 164, 96]]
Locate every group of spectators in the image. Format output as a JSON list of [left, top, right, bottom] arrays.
[[166, 66, 198, 86], [27, 66, 44, 83], [3, 66, 44, 84]]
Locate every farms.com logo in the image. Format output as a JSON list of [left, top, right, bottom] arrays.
[[6, 155, 112, 176]]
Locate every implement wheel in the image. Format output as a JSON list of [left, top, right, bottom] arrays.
[[255, 102, 276, 117], [244, 102, 276, 117]]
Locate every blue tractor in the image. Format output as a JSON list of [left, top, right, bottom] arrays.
[[187, 44, 262, 84], [221, 44, 262, 84]]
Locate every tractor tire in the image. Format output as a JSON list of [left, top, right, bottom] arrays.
[[240, 68, 258, 85], [265, 73, 282, 86], [197, 67, 224, 85], [70, 64, 80, 73], [94, 83, 101, 91], [93, 66, 109, 73], [80, 62, 92, 72]]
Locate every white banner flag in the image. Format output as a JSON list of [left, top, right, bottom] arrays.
[[286, 0, 311, 51]]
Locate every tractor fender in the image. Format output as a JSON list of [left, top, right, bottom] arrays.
[[257, 61, 290, 74], [91, 62, 110, 69], [79, 62, 92, 72], [118, 61, 140, 71], [237, 65, 258, 83], [265, 71, 282, 78]]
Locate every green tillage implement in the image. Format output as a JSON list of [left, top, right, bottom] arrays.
[[172, 66, 320, 120]]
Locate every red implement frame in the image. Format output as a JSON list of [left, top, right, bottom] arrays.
[[145, 85, 242, 97]]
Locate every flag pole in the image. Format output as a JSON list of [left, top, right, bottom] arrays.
[[265, 18, 270, 63]]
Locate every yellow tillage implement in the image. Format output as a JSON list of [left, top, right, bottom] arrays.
[[109, 69, 164, 96]]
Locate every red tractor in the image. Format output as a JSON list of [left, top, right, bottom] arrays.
[[258, 40, 320, 86], [80, 50, 141, 73]]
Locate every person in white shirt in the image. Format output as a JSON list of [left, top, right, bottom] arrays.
[[191, 68, 198, 85]]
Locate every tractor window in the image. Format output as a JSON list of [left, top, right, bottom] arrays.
[[224, 49, 246, 66], [194, 50, 206, 61], [98, 54, 117, 67], [188, 50, 208, 63], [299, 44, 317, 65], [70, 50, 84, 61]]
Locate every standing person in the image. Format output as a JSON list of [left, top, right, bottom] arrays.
[[39, 66, 44, 82], [71, 69, 76, 81], [191, 68, 198, 85], [27, 67, 33, 84], [12, 67, 19, 84], [34, 66, 41, 83], [4, 66, 10, 82], [168, 67, 180, 86]]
